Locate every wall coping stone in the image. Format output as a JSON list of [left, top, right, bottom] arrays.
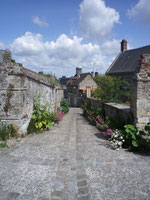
[[105, 103, 130, 111]]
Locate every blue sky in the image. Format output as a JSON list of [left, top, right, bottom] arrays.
[[0, 0, 150, 77]]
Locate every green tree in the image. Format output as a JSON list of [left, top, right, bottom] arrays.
[[92, 75, 130, 103]]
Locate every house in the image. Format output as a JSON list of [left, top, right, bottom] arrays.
[[67, 67, 97, 107], [59, 76, 70, 100], [106, 40, 150, 83]]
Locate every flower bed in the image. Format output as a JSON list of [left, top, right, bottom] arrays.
[[82, 100, 150, 152]]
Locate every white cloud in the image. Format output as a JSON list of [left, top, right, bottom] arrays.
[[0, 42, 4, 49], [32, 16, 48, 27], [127, 0, 150, 25], [79, 0, 120, 41], [11, 32, 126, 77], [11, 32, 112, 76], [101, 39, 120, 56]]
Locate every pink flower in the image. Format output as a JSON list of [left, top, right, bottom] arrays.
[[57, 112, 64, 120], [88, 116, 91, 120], [97, 116, 104, 124], [96, 122, 100, 128], [101, 132, 106, 136], [105, 124, 109, 128], [88, 110, 92, 115], [106, 129, 113, 135]]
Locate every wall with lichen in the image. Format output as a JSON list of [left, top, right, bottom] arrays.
[[131, 54, 150, 128], [0, 62, 63, 133]]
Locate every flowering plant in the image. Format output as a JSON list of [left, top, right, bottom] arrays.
[[87, 109, 113, 137], [57, 112, 64, 121], [109, 129, 125, 149]]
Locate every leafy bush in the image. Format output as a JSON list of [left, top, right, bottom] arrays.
[[106, 116, 125, 130], [28, 95, 56, 134], [93, 75, 130, 103], [122, 124, 138, 150], [137, 123, 150, 151], [82, 100, 150, 152], [60, 99, 69, 113], [0, 122, 10, 142], [121, 123, 150, 151], [0, 121, 18, 144], [49, 112, 59, 123], [82, 100, 113, 137]]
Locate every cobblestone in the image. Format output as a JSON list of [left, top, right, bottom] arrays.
[[0, 108, 150, 199]]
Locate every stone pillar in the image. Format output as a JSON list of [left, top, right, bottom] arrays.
[[131, 54, 150, 128]]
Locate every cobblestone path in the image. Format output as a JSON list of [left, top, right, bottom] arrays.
[[0, 108, 150, 200]]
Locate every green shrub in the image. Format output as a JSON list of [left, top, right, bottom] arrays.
[[93, 75, 130, 103], [49, 112, 59, 123], [122, 123, 150, 152], [0, 121, 18, 145], [27, 95, 54, 134], [0, 124, 10, 142], [106, 117, 125, 130], [122, 124, 138, 150], [60, 99, 69, 113], [137, 123, 150, 151], [82, 100, 95, 117]]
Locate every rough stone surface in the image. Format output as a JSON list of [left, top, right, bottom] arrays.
[[0, 108, 150, 200], [131, 54, 150, 128], [85, 98, 132, 124], [0, 62, 63, 134]]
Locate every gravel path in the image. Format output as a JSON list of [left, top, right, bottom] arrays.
[[0, 108, 150, 200]]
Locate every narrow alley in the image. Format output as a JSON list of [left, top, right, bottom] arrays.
[[0, 108, 150, 200]]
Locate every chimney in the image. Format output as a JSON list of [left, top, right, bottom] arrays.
[[121, 39, 127, 52], [76, 67, 82, 78]]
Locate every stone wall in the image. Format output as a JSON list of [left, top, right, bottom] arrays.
[[104, 103, 132, 124], [131, 54, 150, 128], [86, 98, 132, 124], [0, 62, 63, 133]]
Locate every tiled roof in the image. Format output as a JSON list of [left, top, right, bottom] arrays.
[[67, 73, 91, 86], [106, 45, 150, 74]]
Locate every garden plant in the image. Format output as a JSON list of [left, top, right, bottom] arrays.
[[0, 121, 18, 147], [27, 95, 68, 134], [82, 99, 150, 152]]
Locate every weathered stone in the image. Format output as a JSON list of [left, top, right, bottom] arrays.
[[131, 54, 150, 128], [77, 180, 87, 187], [20, 194, 36, 200], [7, 192, 20, 200], [0, 62, 63, 134]]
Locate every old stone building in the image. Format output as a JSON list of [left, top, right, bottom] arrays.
[[67, 68, 97, 107], [106, 40, 150, 83], [0, 62, 63, 133], [59, 76, 70, 100]]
